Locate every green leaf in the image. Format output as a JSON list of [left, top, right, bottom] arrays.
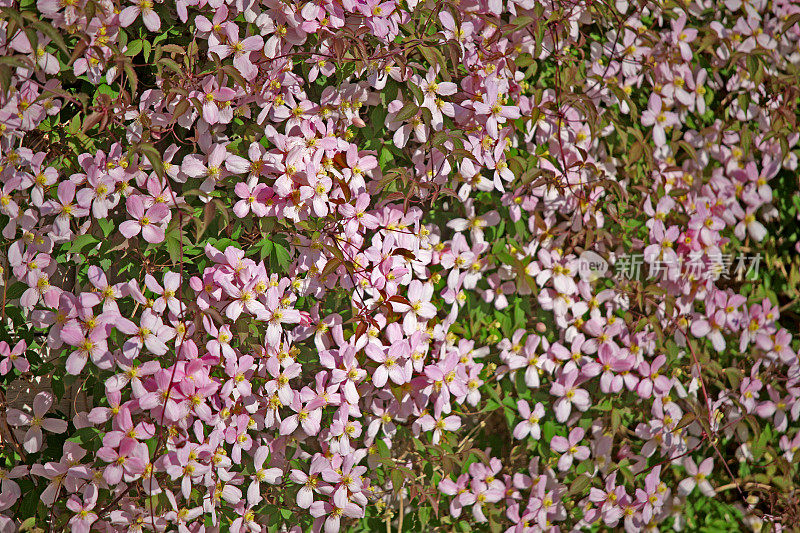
[[0, 55, 33, 69], [391, 469, 403, 494], [418, 45, 449, 80], [395, 102, 419, 122], [272, 241, 291, 272], [0, 64, 12, 95], [124, 39, 143, 57], [541, 421, 557, 443], [123, 60, 138, 95], [611, 409, 621, 434], [159, 57, 184, 77], [379, 146, 394, 167], [143, 39, 152, 62], [137, 142, 165, 178], [18, 517, 36, 532], [257, 238, 274, 260], [68, 233, 98, 255], [752, 426, 772, 460], [568, 474, 592, 496], [418, 506, 431, 527]]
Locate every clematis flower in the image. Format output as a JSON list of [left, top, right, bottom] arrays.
[[208, 25, 264, 81], [7, 392, 68, 453], [309, 490, 363, 533], [119, 308, 175, 358], [280, 391, 322, 436], [96, 437, 148, 485], [60, 323, 111, 374], [0, 340, 29, 375], [550, 427, 590, 471], [641, 94, 678, 146], [66, 485, 98, 533], [390, 280, 437, 334], [290, 455, 331, 509], [119, 0, 161, 32], [247, 446, 282, 506], [145, 271, 184, 316], [550, 369, 591, 423], [418, 404, 461, 445], [439, 474, 475, 518], [119, 195, 170, 243], [365, 341, 412, 388], [678, 457, 714, 497], [473, 78, 521, 138], [513, 400, 545, 440]]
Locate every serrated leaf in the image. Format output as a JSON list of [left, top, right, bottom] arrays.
[[124, 39, 143, 57], [568, 474, 591, 496], [68, 233, 98, 255], [0, 64, 11, 95], [391, 469, 403, 494], [123, 60, 138, 95], [395, 102, 419, 122], [675, 412, 695, 431], [158, 57, 183, 77], [0, 54, 34, 69], [67, 113, 81, 134], [137, 142, 165, 178], [272, 241, 291, 272]]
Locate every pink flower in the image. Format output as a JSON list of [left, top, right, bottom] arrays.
[[119, 0, 161, 32], [671, 13, 698, 62], [290, 455, 331, 509], [513, 400, 545, 440], [262, 287, 302, 345], [309, 490, 363, 533], [44, 180, 89, 237], [468, 475, 504, 522], [120, 308, 175, 358], [145, 271, 184, 316], [550, 427, 590, 471], [446, 199, 501, 243], [550, 369, 591, 423], [7, 392, 68, 453], [418, 404, 461, 445], [182, 142, 247, 191], [636, 355, 672, 398], [66, 485, 98, 533], [690, 306, 727, 352], [247, 446, 282, 506], [391, 280, 437, 334], [418, 67, 457, 109], [60, 323, 111, 375], [365, 341, 412, 387], [280, 391, 323, 436], [473, 78, 521, 138], [196, 81, 237, 126], [233, 182, 270, 218], [208, 25, 263, 81], [439, 473, 475, 518], [97, 437, 148, 485], [588, 473, 626, 526], [119, 195, 170, 243], [0, 340, 29, 375], [321, 454, 367, 503], [678, 457, 714, 497], [641, 94, 678, 146]]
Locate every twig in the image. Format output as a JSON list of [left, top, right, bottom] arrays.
[[1, 247, 7, 322], [715, 482, 777, 494], [398, 491, 405, 532]]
